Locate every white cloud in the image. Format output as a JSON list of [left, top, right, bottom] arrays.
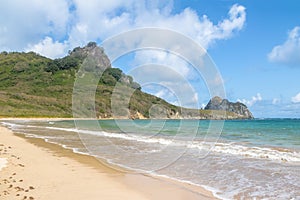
[[1, 1, 246, 57], [0, 0, 70, 52], [69, 2, 246, 49], [155, 89, 168, 99], [291, 92, 300, 103], [272, 98, 281, 105], [26, 37, 68, 59], [133, 50, 191, 79], [248, 99, 300, 118], [192, 93, 199, 103], [158, 81, 199, 108], [268, 26, 300, 66], [237, 93, 262, 107], [129, 64, 200, 108]]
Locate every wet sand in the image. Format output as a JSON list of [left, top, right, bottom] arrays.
[[0, 120, 217, 200]]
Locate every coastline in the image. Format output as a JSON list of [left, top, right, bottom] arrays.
[[0, 120, 217, 200]]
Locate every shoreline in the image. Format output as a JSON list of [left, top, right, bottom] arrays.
[[0, 120, 217, 200]]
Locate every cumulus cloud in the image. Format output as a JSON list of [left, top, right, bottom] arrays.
[[26, 37, 68, 59], [237, 93, 262, 107], [291, 92, 300, 103], [68, 2, 246, 49], [1, 1, 246, 58], [0, 0, 70, 52], [133, 50, 191, 79], [268, 26, 300, 66]]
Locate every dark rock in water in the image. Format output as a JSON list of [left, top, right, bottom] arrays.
[[205, 96, 254, 119]]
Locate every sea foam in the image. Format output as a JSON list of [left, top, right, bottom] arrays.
[[3, 121, 300, 163], [42, 126, 300, 163]]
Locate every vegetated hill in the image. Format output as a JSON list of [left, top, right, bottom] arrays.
[[0, 42, 253, 119]]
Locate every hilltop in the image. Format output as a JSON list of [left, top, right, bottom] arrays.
[[0, 42, 253, 119], [204, 96, 253, 119]]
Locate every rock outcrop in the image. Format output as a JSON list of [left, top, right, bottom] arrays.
[[204, 96, 254, 119]]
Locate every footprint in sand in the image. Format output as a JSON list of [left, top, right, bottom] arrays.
[[3, 179, 9, 184], [15, 186, 24, 191]]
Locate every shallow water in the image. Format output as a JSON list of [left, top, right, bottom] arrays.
[[2, 119, 300, 199]]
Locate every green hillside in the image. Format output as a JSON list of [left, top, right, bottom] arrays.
[[0, 42, 252, 119], [0, 43, 179, 118]]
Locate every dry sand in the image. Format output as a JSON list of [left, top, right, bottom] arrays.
[[0, 121, 217, 200]]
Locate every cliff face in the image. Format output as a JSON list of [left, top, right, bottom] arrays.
[[204, 96, 254, 119]]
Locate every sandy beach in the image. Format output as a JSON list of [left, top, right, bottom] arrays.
[[0, 120, 217, 200]]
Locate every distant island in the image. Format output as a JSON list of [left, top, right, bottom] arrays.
[[0, 42, 253, 119]]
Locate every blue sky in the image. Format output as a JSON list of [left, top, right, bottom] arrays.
[[0, 0, 300, 118]]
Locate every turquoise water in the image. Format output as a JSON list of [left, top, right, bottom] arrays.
[[221, 119, 300, 150], [1, 119, 300, 199], [55, 119, 300, 148]]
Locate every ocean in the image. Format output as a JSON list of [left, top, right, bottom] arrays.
[[1, 119, 299, 199]]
